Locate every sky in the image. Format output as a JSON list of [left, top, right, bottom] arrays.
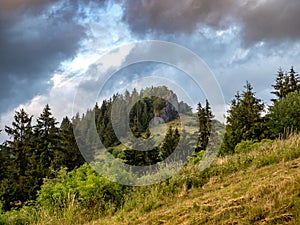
[[1, 0, 300, 140]]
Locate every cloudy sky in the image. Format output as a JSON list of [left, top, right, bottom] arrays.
[[1, 0, 300, 139]]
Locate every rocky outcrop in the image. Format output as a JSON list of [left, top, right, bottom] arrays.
[[153, 89, 179, 124]]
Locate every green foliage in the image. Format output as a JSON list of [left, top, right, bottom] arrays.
[[2, 134, 300, 225], [0, 106, 85, 211], [3, 72, 300, 223], [96, 99, 120, 148], [37, 164, 126, 212], [34, 104, 62, 178], [271, 67, 300, 103], [268, 91, 300, 138], [235, 139, 274, 154], [59, 117, 85, 170], [1, 108, 35, 210], [196, 99, 214, 152], [123, 139, 160, 166], [220, 82, 266, 155], [159, 126, 180, 160]]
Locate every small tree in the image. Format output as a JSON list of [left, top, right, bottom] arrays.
[[159, 126, 180, 160], [268, 91, 300, 138], [196, 100, 214, 153]]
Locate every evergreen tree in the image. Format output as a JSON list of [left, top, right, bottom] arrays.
[[288, 67, 299, 92], [1, 109, 35, 209], [60, 117, 85, 170], [268, 91, 300, 138], [271, 67, 300, 102], [271, 68, 286, 102], [96, 100, 120, 148], [220, 82, 265, 155], [123, 137, 159, 166], [159, 126, 180, 160], [196, 100, 214, 152], [33, 104, 61, 178]]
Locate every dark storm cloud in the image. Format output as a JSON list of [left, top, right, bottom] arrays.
[[123, 0, 236, 34], [0, 0, 106, 113], [122, 0, 300, 45], [240, 0, 300, 46]]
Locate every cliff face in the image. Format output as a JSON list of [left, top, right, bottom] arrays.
[[153, 91, 179, 124]]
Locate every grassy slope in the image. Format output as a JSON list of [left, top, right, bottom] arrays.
[[4, 134, 300, 225], [89, 136, 300, 225]]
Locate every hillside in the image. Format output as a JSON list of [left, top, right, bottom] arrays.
[[88, 136, 300, 225], [91, 159, 300, 225], [1, 135, 300, 224], [1, 87, 299, 225]]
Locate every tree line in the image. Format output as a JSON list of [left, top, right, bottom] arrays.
[[0, 86, 201, 210]]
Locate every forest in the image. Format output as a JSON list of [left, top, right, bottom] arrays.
[[0, 66, 300, 224]]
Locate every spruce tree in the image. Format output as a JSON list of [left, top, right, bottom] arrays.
[[123, 137, 159, 166], [271, 67, 300, 102], [60, 117, 85, 170], [159, 126, 180, 160], [1, 109, 35, 209], [196, 100, 214, 153], [33, 104, 61, 178], [288, 67, 299, 92], [271, 68, 286, 102], [220, 82, 265, 155]]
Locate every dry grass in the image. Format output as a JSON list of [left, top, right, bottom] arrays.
[[87, 135, 300, 225], [90, 158, 300, 225], [2, 135, 300, 225]]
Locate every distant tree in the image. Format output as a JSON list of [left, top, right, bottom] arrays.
[[159, 126, 180, 160], [271, 67, 300, 103], [220, 82, 265, 155], [96, 100, 120, 148], [271, 68, 287, 102], [123, 137, 159, 166], [196, 100, 214, 153], [288, 67, 299, 92], [60, 117, 85, 170]]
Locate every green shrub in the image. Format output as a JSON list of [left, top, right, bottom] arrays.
[[37, 163, 126, 213], [235, 139, 273, 154]]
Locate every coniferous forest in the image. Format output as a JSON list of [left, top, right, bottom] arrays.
[[0, 67, 300, 224]]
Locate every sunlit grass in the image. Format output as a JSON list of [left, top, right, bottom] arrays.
[[1, 134, 300, 225]]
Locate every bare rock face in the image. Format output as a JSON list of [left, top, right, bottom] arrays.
[[153, 90, 179, 124]]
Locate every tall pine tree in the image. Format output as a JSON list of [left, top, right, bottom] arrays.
[[220, 82, 265, 155], [33, 104, 61, 178], [60, 117, 85, 170], [1, 109, 35, 209], [196, 99, 214, 153], [271, 67, 300, 103]]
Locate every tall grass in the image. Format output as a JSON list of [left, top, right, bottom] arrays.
[[1, 134, 300, 225]]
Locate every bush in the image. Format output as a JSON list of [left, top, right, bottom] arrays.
[[235, 139, 273, 154], [37, 164, 127, 213]]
